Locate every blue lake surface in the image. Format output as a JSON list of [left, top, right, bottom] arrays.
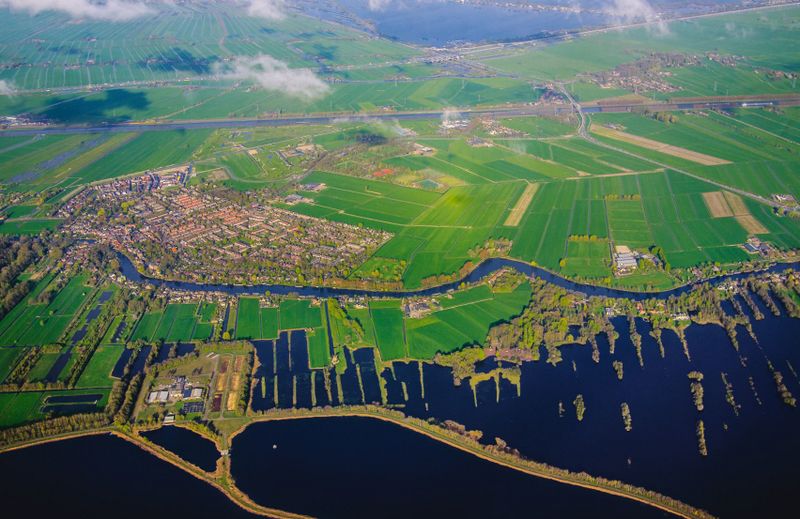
[[142, 426, 219, 472], [244, 300, 800, 517], [0, 435, 254, 518], [231, 417, 666, 518], [336, 0, 609, 45]]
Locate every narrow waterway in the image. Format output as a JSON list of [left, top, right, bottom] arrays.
[[117, 251, 799, 301]]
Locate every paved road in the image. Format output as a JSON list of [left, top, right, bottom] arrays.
[[2, 95, 799, 137]]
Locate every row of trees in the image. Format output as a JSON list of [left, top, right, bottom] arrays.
[[0, 233, 69, 320]]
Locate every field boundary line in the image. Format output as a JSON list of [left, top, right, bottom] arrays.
[[503, 182, 539, 226], [713, 110, 799, 146], [591, 125, 730, 166]]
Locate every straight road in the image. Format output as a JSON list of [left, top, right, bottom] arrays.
[[2, 95, 799, 137]]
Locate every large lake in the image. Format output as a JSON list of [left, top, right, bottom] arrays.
[[2, 281, 799, 517], [231, 417, 665, 518], [328, 0, 610, 46]]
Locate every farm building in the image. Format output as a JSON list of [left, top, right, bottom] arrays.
[[614, 245, 638, 273]]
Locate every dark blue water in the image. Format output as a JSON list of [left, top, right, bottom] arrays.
[[45, 346, 73, 382], [231, 417, 666, 518], [141, 426, 219, 472], [130, 345, 152, 375], [111, 347, 134, 378], [251, 340, 277, 412], [155, 343, 172, 363], [377, 311, 800, 518], [44, 393, 102, 404], [41, 403, 100, 415], [110, 320, 127, 342], [0, 435, 254, 518]]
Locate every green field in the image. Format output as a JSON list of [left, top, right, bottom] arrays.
[[561, 239, 613, 278], [0, 348, 23, 383], [76, 345, 124, 388], [406, 283, 532, 359], [380, 182, 524, 287], [0, 219, 62, 234], [156, 304, 200, 342], [235, 298, 262, 340], [368, 300, 407, 361], [279, 300, 322, 330], [502, 170, 799, 277], [26, 352, 60, 381], [480, 7, 800, 81], [292, 170, 441, 231], [234, 299, 278, 340], [0, 274, 92, 347], [0, 389, 109, 428], [307, 326, 331, 369], [77, 131, 212, 183], [0, 392, 45, 428], [130, 312, 162, 342]]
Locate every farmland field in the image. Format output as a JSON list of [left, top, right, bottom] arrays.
[[0, 219, 62, 234], [406, 283, 531, 359], [503, 170, 799, 277], [151, 304, 199, 343], [307, 326, 331, 369], [0, 348, 22, 383], [236, 298, 262, 340], [0, 275, 92, 347], [2, 4, 800, 517], [478, 6, 800, 81], [368, 300, 407, 361], [279, 300, 323, 330], [76, 345, 124, 388], [130, 312, 162, 342], [77, 131, 212, 184]]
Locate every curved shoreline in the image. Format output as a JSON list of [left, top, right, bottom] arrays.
[[0, 409, 715, 519], [117, 250, 799, 301], [228, 409, 714, 519]]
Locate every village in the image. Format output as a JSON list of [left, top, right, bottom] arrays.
[[63, 176, 392, 285]]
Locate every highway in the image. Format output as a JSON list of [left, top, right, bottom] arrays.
[[2, 94, 799, 137]]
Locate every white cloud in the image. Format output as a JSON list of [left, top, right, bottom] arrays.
[[604, 0, 664, 28], [214, 55, 329, 101], [0, 80, 16, 96], [245, 0, 286, 20], [441, 108, 460, 122], [0, 0, 155, 21], [367, 0, 393, 11]]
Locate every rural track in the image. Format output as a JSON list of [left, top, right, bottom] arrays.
[[556, 84, 786, 210]]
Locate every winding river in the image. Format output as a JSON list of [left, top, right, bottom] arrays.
[[117, 252, 798, 301]]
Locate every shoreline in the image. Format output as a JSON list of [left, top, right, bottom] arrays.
[[0, 408, 714, 519]]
